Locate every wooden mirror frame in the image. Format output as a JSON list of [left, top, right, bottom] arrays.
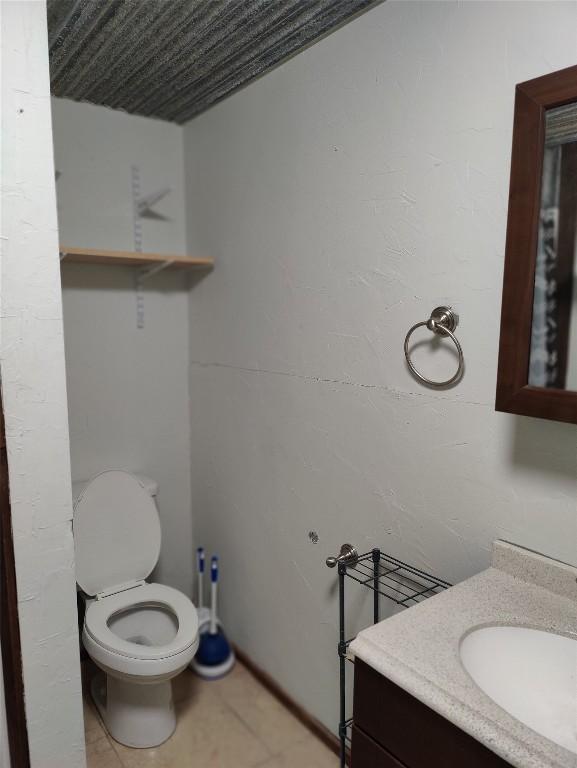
[[495, 64, 577, 424]]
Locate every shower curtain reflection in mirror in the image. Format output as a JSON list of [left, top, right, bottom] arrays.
[[529, 102, 577, 390]]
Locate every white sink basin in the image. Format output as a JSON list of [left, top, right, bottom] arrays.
[[460, 626, 577, 754]]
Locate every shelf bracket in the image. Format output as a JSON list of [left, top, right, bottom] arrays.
[[135, 186, 171, 218], [137, 259, 174, 283]]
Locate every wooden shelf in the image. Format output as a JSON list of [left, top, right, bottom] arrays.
[[59, 246, 214, 270]]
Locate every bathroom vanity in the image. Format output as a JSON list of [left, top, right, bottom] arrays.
[[349, 541, 577, 768], [352, 659, 509, 767]]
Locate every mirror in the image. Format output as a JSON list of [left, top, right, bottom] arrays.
[[496, 64, 577, 424], [528, 103, 577, 390]]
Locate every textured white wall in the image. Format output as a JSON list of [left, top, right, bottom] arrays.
[[0, 4, 86, 766], [183, 0, 577, 733], [52, 99, 195, 595]]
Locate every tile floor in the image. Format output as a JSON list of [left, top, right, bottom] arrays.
[[83, 661, 339, 768]]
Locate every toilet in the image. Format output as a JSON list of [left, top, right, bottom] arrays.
[[73, 470, 199, 748]]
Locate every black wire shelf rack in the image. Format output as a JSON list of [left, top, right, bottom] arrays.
[[327, 546, 452, 767]]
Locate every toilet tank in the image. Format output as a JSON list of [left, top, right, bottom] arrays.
[[72, 472, 159, 503]]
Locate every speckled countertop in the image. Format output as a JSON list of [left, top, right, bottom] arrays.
[[349, 541, 577, 768]]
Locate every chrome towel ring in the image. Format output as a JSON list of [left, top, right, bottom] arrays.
[[404, 306, 464, 388]]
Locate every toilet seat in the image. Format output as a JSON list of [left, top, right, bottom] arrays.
[[85, 583, 199, 661]]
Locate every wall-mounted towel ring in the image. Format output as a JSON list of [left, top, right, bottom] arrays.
[[404, 306, 464, 387]]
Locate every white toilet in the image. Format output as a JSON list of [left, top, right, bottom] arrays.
[[73, 470, 199, 748]]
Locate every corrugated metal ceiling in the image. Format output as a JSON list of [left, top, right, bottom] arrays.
[[47, 0, 378, 124]]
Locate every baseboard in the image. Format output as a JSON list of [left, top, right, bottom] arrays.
[[233, 645, 350, 765]]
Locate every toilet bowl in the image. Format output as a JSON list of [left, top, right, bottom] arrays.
[[73, 470, 199, 748]]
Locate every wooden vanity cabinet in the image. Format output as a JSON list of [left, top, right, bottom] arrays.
[[351, 659, 511, 768]]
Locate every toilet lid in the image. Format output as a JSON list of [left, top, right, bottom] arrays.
[[73, 470, 161, 596]]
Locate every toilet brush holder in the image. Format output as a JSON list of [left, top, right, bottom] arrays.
[[190, 555, 235, 679], [190, 617, 235, 679]]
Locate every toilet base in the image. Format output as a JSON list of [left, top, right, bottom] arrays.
[[91, 672, 176, 748]]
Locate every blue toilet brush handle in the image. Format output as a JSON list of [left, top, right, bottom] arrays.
[[210, 556, 218, 635], [197, 547, 205, 610]]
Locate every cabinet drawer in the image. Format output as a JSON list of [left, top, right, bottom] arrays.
[[353, 659, 510, 768], [352, 725, 407, 767]]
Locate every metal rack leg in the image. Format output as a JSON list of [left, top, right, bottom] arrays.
[[338, 563, 346, 768], [329, 545, 450, 768], [372, 548, 380, 624]]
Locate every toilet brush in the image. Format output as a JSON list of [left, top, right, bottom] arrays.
[[190, 555, 235, 679]]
